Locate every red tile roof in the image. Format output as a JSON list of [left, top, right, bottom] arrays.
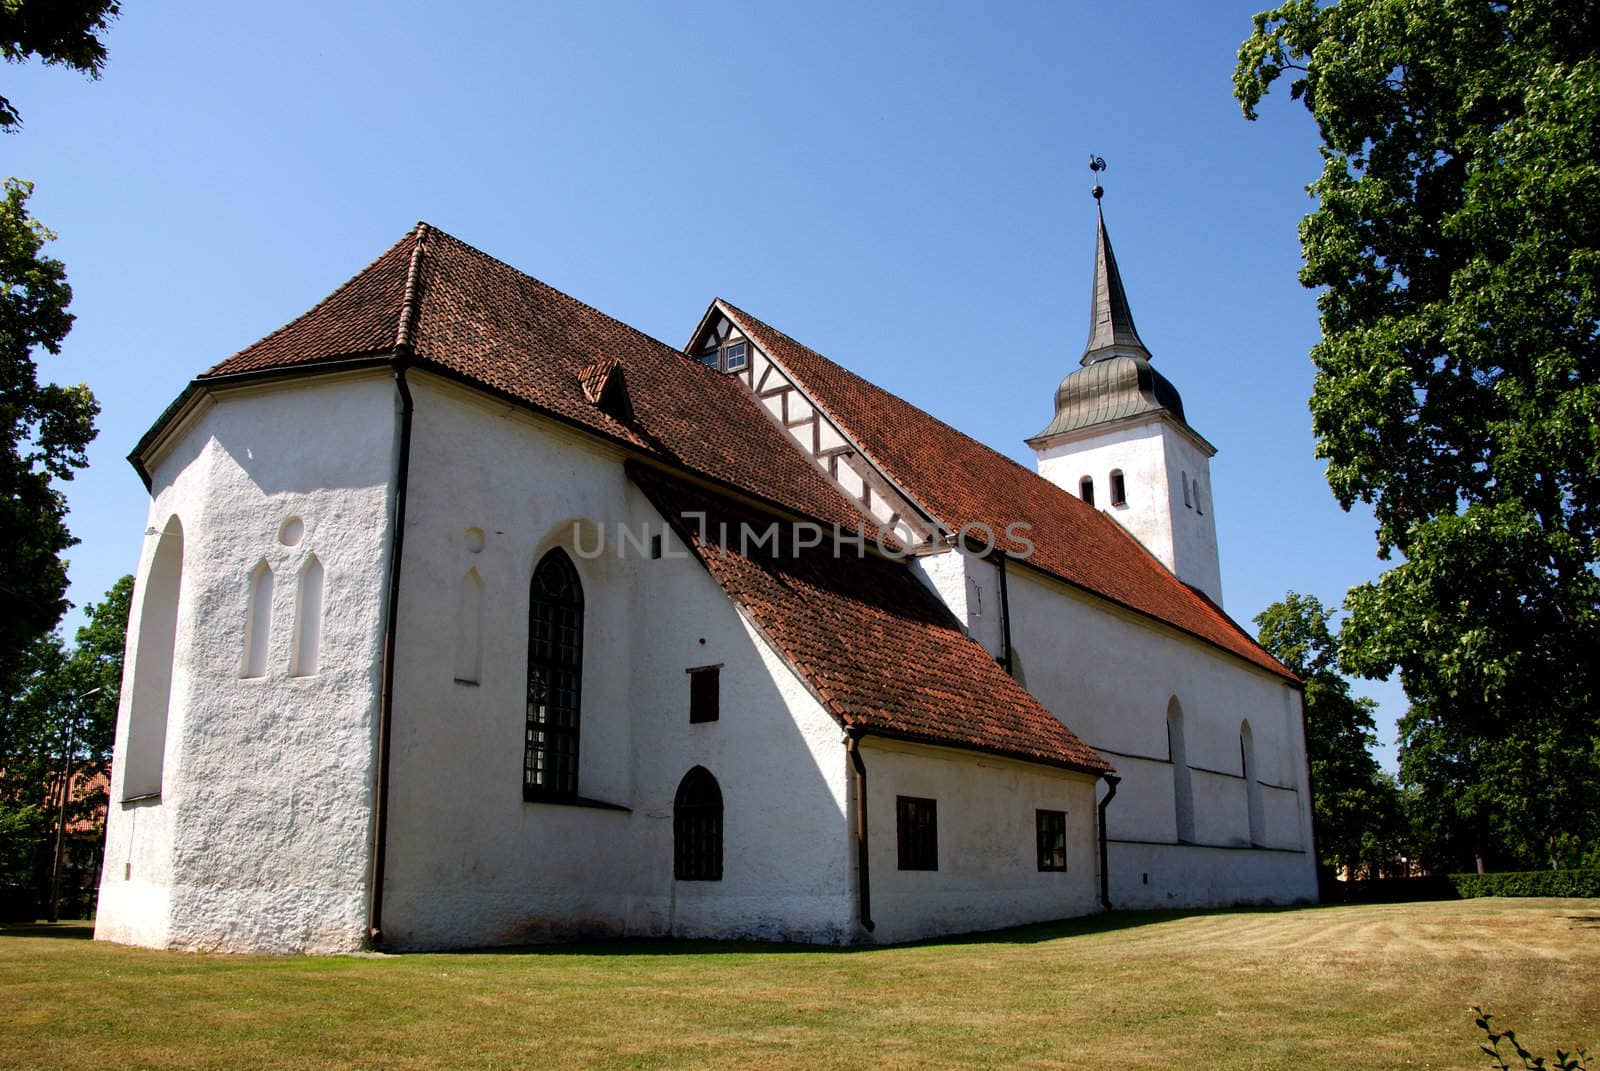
[[629, 464, 1111, 775], [202, 225, 878, 538], [718, 301, 1295, 682]]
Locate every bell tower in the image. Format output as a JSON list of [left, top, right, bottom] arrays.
[[1026, 159, 1223, 605]]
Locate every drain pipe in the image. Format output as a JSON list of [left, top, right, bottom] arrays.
[[845, 732, 874, 933], [1097, 774, 1120, 911], [368, 356, 414, 946]]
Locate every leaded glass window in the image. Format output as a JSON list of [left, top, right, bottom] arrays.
[[525, 549, 583, 800], [674, 766, 723, 881]]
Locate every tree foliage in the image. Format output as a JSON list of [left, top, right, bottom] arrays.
[[0, 0, 121, 131], [1237, 0, 1600, 870], [1256, 592, 1405, 878], [0, 178, 98, 703], [0, 575, 129, 902]]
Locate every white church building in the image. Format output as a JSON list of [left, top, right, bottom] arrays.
[[96, 197, 1317, 953]]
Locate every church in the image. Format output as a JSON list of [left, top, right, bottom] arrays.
[[94, 194, 1317, 953]]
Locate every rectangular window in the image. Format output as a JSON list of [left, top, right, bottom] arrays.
[[896, 796, 938, 871], [1036, 809, 1067, 871], [722, 341, 748, 370], [688, 665, 720, 723]]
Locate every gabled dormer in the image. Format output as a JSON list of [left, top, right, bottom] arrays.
[[684, 301, 937, 548]]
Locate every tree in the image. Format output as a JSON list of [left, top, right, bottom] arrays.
[[1255, 592, 1405, 879], [0, 178, 98, 707], [0, 575, 129, 911], [1236, 0, 1600, 869], [0, 1, 121, 131]]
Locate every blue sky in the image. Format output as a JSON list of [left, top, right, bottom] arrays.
[[6, 0, 1408, 766]]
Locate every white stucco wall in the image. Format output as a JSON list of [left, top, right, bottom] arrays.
[[376, 375, 857, 949], [859, 738, 1100, 944], [97, 373, 398, 952], [1002, 567, 1316, 908], [909, 549, 1004, 659], [1034, 415, 1223, 605]]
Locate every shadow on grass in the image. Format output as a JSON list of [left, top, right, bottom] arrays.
[[442, 905, 1314, 959], [0, 920, 94, 941]]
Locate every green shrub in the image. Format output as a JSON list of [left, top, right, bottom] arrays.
[[1450, 870, 1600, 898]]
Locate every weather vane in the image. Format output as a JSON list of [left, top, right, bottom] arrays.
[[1090, 155, 1107, 203]]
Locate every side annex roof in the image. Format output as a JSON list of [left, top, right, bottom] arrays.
[[629, 463, 1112, 775]]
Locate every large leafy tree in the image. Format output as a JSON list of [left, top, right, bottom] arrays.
[[1236, 0, 1600, 869], [0, 178, 97, 702], [1256, 592, 1405, 879], [0, 1, 121, 131], [0, 575, 129, 905]]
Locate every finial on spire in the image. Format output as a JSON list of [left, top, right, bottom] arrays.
[[1089, 154, 1106, 204]]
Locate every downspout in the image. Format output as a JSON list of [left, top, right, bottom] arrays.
[[368, 358, 413, 945], [1097, 774, 1120, 911], [845, 731, 874, 933], [993, 551, 1014, 675], [369, 224, 427, 946]]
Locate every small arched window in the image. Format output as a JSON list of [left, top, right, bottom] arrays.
[[1110, 469, 1127, 507], [1194, 478, 1205, 515], [241, 561, 273, 679], [526, 549, 583, 800], [1182, 471, 1192, 508], [674, 766, 723, 880], [1079, 476, 1095, 507]]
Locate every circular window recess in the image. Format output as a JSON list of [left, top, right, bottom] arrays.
[[465, 527, 486, 554], [279, 516, 305, 547]]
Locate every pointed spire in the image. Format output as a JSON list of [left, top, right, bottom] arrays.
[[1081, 161, 1152, 366]]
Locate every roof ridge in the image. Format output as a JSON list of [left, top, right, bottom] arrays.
[[395, 222, 430, 354]]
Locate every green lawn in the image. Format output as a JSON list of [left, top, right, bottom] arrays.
[[2, 899, 1595, 1070]]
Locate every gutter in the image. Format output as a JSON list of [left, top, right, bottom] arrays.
[[844, 731, 874, 933], [369, 224, 428, 947], [1097, 773, 1120, 911], [367, 357, 413, 946], [993, 550, 1014, 675]]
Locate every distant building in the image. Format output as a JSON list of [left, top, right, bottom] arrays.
[[96, 200, 1315, 953]]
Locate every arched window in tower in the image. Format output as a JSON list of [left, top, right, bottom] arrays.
[[1241, 720, 1265, 846], [1182, 471, 1192, 508], [1079, 476, 1095, 507], [1110, 469, 1127, 507], [674, 766, 723, 880], [241, 560, 273, 678], [125, 516, 184, 800], [1194, 478, 1205, 515], [1167, 698, 1195, 843], [526, 549, 583, 800], [289, 555, 323, 677]]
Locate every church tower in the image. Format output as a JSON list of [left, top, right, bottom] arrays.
[[1027, 165, 1223, 605]]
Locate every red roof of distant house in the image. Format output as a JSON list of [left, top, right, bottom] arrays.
[[629, 464, 1111, 774], [718, 301, 1293, 682]]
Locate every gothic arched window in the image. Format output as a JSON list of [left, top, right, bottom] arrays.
[[525, 549, 583, 800], [674, 766, 723, 880], [1079, 476, 1095, 506], [1167, 698, 1195, 844]]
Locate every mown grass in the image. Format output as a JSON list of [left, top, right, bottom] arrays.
[[2, 898, 1595, 1070]]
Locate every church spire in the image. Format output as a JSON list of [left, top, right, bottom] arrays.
[[1081, 157, 1152, 366]]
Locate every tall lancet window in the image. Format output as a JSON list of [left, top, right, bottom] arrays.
[[674, 766, 723, 881], [1167, 698, 1195, 844], [453, 568, 485, 685], [525, 549, 583, 800], [1241, 720, 1264, 846], [241, 561, 273, 678], [290, 555, 323, 677]]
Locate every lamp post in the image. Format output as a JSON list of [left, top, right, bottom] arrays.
[[47, 685, 102, 924]]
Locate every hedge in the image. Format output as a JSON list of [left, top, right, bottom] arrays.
[[1448, 869, 1600, 898]]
